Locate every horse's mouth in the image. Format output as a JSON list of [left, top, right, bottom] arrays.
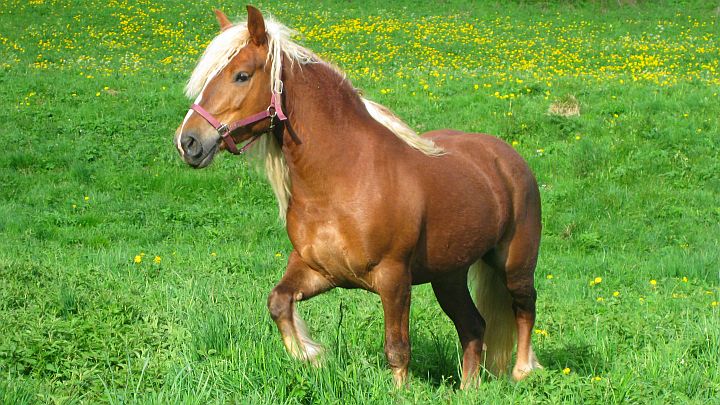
[[187, 143, 218, 169]]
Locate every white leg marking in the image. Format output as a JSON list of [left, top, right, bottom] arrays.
[[512, 345, 543, 381]]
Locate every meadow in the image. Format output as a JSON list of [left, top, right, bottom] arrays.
[[1, 0, 719, 403]]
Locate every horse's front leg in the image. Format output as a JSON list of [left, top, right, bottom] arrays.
[[267, 251, 334, 363], [374, 261, 412, 387]]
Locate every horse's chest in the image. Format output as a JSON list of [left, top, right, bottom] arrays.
[[289, 219, 374, 288]]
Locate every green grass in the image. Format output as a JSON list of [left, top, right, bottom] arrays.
[[1, 0, 719, 403]]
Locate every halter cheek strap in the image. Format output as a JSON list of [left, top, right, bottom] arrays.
[[190, 91, 287, 155]]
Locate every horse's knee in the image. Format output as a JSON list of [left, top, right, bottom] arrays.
[[267, 286, 292, 321]]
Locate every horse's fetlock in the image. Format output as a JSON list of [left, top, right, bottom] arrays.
[[385, 343, 410, 368]]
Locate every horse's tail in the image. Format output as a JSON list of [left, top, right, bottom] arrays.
[[469, 260, 516, 377]]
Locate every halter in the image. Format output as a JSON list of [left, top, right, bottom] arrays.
[[190, 86, 287, 155]]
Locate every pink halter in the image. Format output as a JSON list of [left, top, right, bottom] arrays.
[[190, 91, 287, 154]]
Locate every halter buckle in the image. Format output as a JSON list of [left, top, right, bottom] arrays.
[[217, 123, 230, 136]]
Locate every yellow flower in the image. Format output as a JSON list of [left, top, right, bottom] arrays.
[[590, 276, 602, 286], [650, 279, 657, 286], [153, 256, 161, 264], [275, 253, 282, 257], [211, 252, 217, 257], [84, 196, 90, 201], [681, 276, 688, 282], [596, 297, 604, 302], [133, 255, 142, 264], [613, 291, 620, 297], [592, 376, 602, 382], [546, 274, 554, 279], [511, 140, 519, 147], [473, 84, 479, 90], [712, 301, 718, 307], [534, 328, 548, 337], [575, 135, 581, 140], [562, 367, 570, 375]]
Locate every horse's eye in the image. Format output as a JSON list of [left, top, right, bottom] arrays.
[[235, 72, 250, 83]]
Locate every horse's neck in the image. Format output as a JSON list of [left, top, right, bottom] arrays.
[[279, 62, 402, 195]]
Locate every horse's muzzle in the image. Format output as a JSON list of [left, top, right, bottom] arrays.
[[178, 131, 218, 168]]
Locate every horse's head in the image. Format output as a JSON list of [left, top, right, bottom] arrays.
[[175, 6, 275, 168]]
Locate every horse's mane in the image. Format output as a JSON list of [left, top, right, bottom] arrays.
[[186, 16, 443, 221]]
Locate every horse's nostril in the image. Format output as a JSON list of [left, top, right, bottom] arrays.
[[181, 133, 203, 159]]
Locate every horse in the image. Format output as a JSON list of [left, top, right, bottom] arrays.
[[174, 6, 543, 388]]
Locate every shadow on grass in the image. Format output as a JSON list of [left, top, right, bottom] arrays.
[[409, 337, 608, 388], [536, 343, 608, 376], [409, 330, 462, 389]]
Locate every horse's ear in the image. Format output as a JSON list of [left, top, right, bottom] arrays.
[[214, 9, 233, 32], [246, 5, 267, 46]]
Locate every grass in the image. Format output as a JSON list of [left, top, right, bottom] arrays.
[[1, 0, 719, 403]]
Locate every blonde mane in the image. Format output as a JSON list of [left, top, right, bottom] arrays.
[[187, 15, 443, 221]]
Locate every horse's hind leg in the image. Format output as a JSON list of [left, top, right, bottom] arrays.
[[431, 269, 486, 389], [267, 250, 334, 363], [488, 217, 543, 380]]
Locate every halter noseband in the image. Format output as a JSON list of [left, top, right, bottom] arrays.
[[190, 88, 287, 155]]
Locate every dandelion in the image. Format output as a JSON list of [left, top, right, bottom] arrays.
[[592, 376, 602, 382], [613, 291, 620, 297], [712, 301, 718, 307], [650, 279, 657, 286], [473, 84, 479, 90], [589, 277, 602, 286], [275, 252, 283, 257], [681, 276, 688, 282], [562, 367, 571, 375], [546, 274, 554, 280], [596, 297, 604, 302], [534, 328, 548, 337], [133, 255, 142, 264], [211, 252, 217, 257], [511, 140, 519, 147], [153, 256, 161, 264], [575, 135, 581, 140], [84, 196, 90, 201]]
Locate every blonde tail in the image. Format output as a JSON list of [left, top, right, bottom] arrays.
[[468, 260, 516, 377]]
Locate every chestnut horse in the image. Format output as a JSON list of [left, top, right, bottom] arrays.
[[174, 6, 543, 388]]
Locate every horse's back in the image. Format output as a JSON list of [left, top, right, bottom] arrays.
[[423, 129, 539, 204]]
